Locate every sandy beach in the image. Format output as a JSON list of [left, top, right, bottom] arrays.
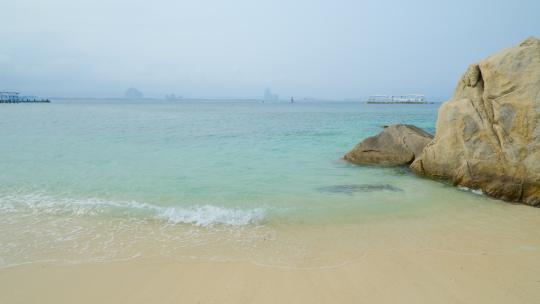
[[2, 202, 539, 304], [2, 0, 540, 302], [1, 244, 539, 304]]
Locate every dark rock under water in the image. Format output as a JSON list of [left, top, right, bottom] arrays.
[[317, 184, 403, 195]]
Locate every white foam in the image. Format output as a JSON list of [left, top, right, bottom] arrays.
[[471, 189, 483, 195], [458, 186, 483, 195], [157, 205, 265, 227], [0, 192, 265, 227]]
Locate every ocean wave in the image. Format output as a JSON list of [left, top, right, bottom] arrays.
[[157, 205, 264, 226], [457, 186, 483, 195], [0, 192, 265, 227]]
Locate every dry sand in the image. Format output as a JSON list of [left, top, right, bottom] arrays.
[[1, 203, 539, 303], [1, 250, 539, 304]]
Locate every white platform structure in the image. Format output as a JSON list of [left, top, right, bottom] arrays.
[[367, 94, 427, 103]]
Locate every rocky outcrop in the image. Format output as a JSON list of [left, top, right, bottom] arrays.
[[411, 37, 540, 206], [344, 124, 433, 166]]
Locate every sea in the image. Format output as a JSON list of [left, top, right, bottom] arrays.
[[0, 100, 523, 268]]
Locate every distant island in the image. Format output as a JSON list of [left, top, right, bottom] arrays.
[[124, 87, 143, 99], [165, 93, 183, 101]]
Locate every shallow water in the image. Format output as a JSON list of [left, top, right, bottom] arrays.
[[0, 100, 529, 268]]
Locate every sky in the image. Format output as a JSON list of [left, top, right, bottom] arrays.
[[1, 0, 539, 100]]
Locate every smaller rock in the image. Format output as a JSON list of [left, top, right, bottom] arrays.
[[344, 124, 433, 166]]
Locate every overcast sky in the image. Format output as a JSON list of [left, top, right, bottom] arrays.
[[1, 0, 539, 100]]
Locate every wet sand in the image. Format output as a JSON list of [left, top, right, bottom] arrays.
[[1, 204, 540, 304], [1, 249, 539, 304]]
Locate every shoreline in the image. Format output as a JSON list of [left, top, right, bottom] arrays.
[[1, 203, 539, 303]]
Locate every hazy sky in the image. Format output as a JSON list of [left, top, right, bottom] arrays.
[[1, 0, 539, 100]]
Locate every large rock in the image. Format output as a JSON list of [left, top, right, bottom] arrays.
[[411, 37, 540, 206], [344, 124, 433, 165]]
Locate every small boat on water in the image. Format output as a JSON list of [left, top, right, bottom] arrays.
[[365, 94, 431, 104], [0, 91, 50, 103]]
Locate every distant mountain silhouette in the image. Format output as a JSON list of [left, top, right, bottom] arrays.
[[124, 88, 143, 99]]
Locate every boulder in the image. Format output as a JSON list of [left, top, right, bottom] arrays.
[[344, 124, 433, 166], [411, 37, 540, 206]]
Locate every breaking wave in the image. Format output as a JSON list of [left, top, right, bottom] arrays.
[[0, 192, 265, 227]]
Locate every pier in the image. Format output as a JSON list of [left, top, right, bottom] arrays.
[[0, 91, 50, 103]]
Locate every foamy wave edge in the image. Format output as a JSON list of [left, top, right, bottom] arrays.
[[0, 192, 266, 227], [457, 186, 484, 195]]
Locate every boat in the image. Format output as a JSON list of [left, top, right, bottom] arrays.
[[365, 94, 431, 104]]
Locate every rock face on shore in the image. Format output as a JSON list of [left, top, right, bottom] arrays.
[[344, 124, 433, 166], [411, 37, 540, 206]]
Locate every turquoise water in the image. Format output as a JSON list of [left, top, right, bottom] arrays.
[[0, 101, 442, 222], [0, 100, 503, 267]]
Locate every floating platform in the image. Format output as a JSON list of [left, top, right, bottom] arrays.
[[366, 94, 431, 104], [366, 101, 433, 104]]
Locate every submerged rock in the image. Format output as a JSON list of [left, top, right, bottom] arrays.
[[317, 184, 403, 195], [411, 37, 540, 206], [344, 124, 433, 166]]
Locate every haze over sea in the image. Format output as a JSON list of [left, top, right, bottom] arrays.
[[1, 100, 531, 268]]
